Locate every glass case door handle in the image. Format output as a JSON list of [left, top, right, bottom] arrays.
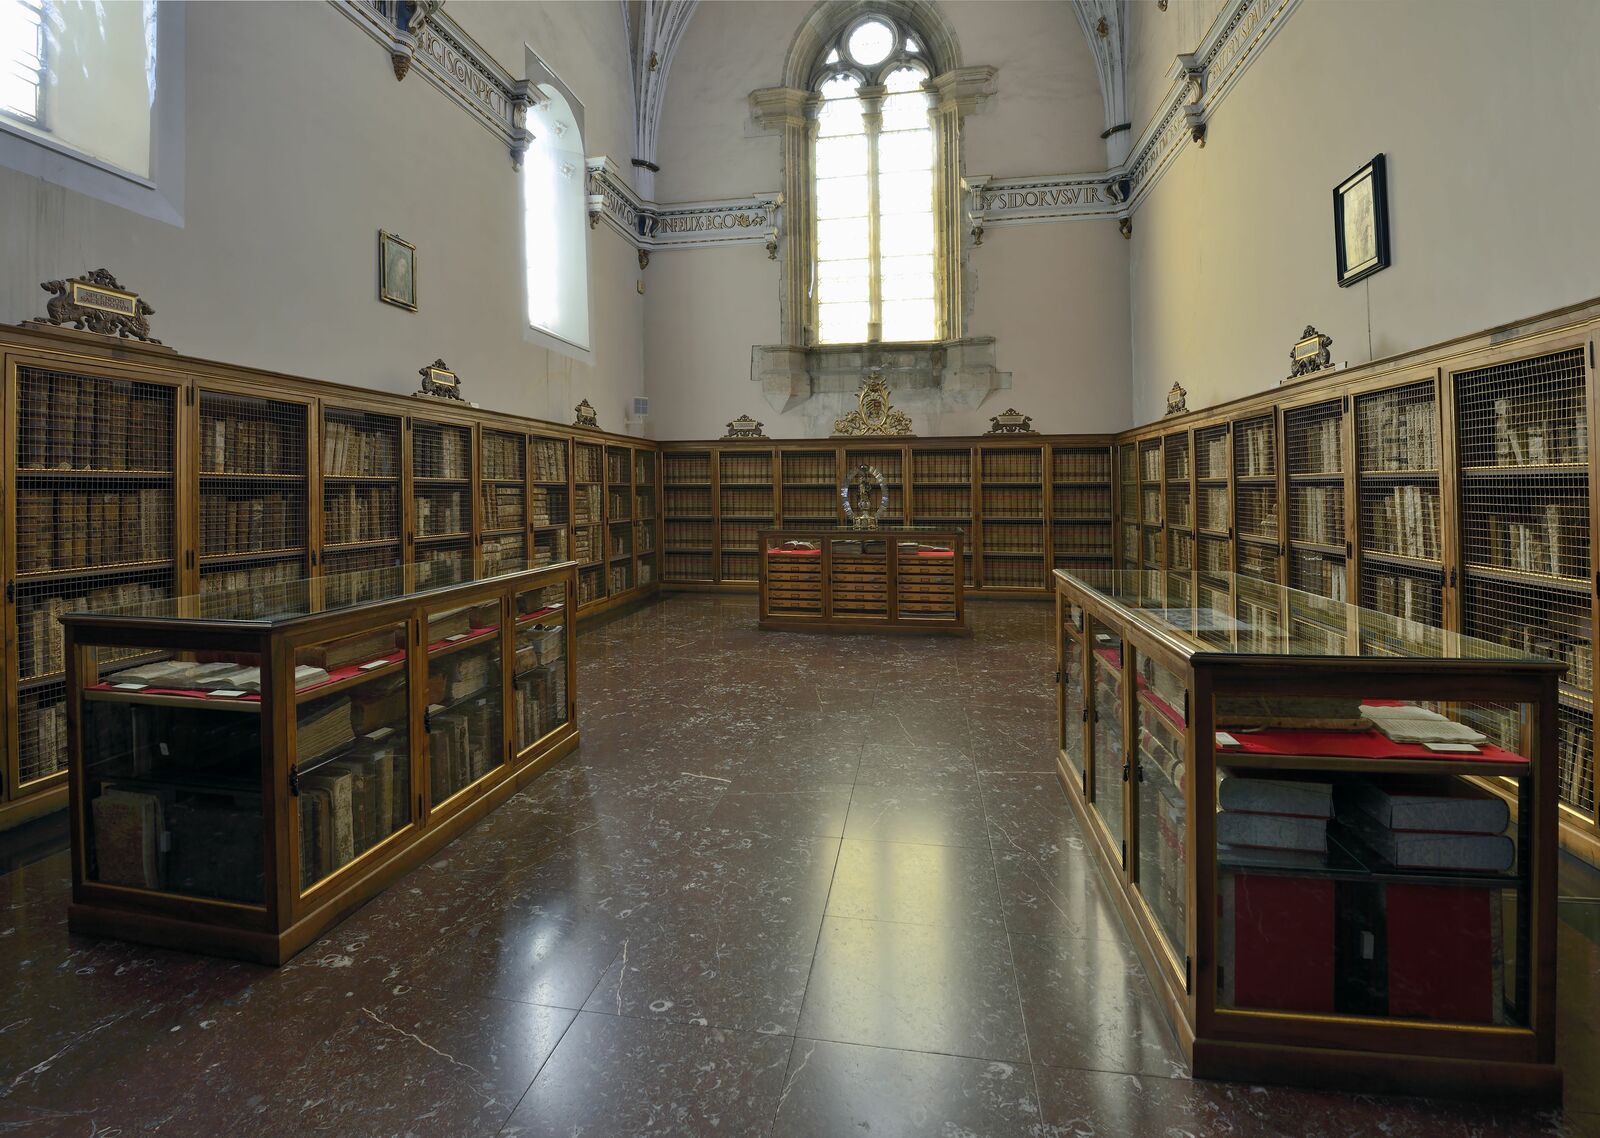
[[1122, 761, 1131, 783], [288, 764, 301, 796]]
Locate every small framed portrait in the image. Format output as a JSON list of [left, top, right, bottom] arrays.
[[1333, 155, 1389, 288], [379, 230, 417, 311]]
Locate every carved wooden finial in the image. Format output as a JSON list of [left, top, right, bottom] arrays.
[[573, 398, 600, 429], [34, 269, 161, 344]]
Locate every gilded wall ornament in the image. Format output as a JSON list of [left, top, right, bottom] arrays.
[[1288, 326, 1334, 380], [35, 269, 160, 344], [1165, 382, 1188, 416], [832, 373, 914, 437], [415, 359, 462, 400], [573, 398, 600, 429], [985, 408, 1037, 435], [722, 414, 769, 440]]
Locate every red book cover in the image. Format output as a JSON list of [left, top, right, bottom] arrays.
[[1385, 883, 1502, 1023], [1221, 873, 1336, 1012]]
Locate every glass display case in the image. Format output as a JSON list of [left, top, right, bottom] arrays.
[[63, 557, 578, 964], [758, 527, 967, 633], [1054, 568, 1562, 1102]]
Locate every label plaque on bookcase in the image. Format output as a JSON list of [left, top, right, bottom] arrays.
[[414, 359, 463, 401], [30, 269, 166, 346]]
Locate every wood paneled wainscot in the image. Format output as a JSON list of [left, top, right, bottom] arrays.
[[62, 559, 578, 964], [1055, 568, 1562, 1102]]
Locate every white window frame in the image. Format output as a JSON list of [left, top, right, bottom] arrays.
[[0, 0, 184, 225], [522, 46, 593, 364]]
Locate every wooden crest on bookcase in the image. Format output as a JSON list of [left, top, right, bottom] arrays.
[[573, 398, 600, 429], [1288, 325, 1334, 380], [32, 269, 162, 345], [985, 408, 1038, 435], [414, 359, 462, 400], [833, 372, 914, 437], [722, 414, 769, 440]]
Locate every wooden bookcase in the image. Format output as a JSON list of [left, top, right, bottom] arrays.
[[634, 449, 658, 588], [661, 436, 1115, 598], [0, 323, 657, 832], [1112, 304, 1600, 866], [572, 440, 606, 607]]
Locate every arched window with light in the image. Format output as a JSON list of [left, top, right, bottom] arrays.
[[523, 67, 591, 355], [812, 13, 939, 345]]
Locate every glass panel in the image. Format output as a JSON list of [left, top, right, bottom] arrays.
[[815, 134, 868, 173], [294, 623, 411, 891], [1062, 617, 1086, 784], [815, 175, 869, 219], [818, 303, 870, 344], [1090, 621, 1125, 848], [1137, 654, 1187, 957], [879, 211, 935, 258], [1215, 696, 1532, 1028], [880, 299, 935, 343], [83, 644, 265, 905], [877, 130, 933, 172], [514, 582, 569, 749], [877, 168, 933, 209], [817, 217, 870, 259], [830, 537, 889, 617], [817, 262, 871, 304], [426, 598, 505, 806], [880, 254, 935, 299], [846, 17, 894, 65]]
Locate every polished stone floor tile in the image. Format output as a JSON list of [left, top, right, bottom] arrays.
[[504, 1012, 791, 1137], [700, 784, 855, 841], [798, 915, 1029, 1062], [826, 838, 1004, 929], [666, 831, 841, 920], [770, 1038, 1045, 1138], [992, 848, 1127, 941], [583, 906, 824, 1034], [854, 741, 982, 792], [844, 783, 993, 849], [1012, 930, 1186, 1078]]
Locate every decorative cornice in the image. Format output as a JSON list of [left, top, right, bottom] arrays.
[[333, 1, 533, 168], [749, 86, 817, 132], [1121, 0, 1300, 208], [928, 66, 998, 117], [967, 172, 1127, 229], [586, 157, 781, 251]]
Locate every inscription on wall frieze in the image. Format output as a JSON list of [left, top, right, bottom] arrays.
[[970, 174, 1125, 227], [586, 158, 780, 250]]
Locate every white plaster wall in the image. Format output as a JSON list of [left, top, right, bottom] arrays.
[[647, 0, 1130, 439], [1127, 0, 1600, 424], [0, 1, 645, 432], [1124, 0, 1226, 141]]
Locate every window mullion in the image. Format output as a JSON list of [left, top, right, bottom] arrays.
[[860, 85, 886, 344]]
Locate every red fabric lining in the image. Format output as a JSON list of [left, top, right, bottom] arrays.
[[1219, 727, 1526, 765]]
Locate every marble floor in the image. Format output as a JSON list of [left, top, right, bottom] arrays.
[[2, 594, 1599, 1136]]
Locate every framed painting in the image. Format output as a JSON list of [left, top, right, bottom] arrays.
[[1333, 155, 1389, 287], [379, 230, 417, 311]]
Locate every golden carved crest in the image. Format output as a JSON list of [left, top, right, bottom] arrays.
[[832, 373, 914, 437]]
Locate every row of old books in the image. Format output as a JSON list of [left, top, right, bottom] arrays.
[[1483, 506, 1585, 578], [1199, 431, 1229, 479], [1166, 446, 1192, 482], [18, 374, 171, 471], [783, 487, 836, 518], [573, 527, 598, 563], [1360, 396, 1438, 471], [1199, 486, 1229, 532], [201, 413, 302, 476], [530, 486, 567, 526], [1166, 486, 1193, 528], [533, 530, 568, 565], [18, 489, 172, 571], [909, 451, 968, 481], [1142, 486, 1161, 525], [416, 545, 468, 588], [720, 488, 773, 516], [578, 569, 604, 604], [201, 493, 297, 555], [984, 523, 1044, 553], [1367, 570, 1435, 624], [481, 433, 524, 482], [19, 699, 67, 782], [982, 487, 1043, 518], [324, 548, 402, 606], [663, 552, 711, 579], [1292, 553, 1347, 601], [574, 485, 603, 523], [1237, 422, 1275, 478], [664, 453, 710, 484], [666, 520, 713, 548], [1488, 394, 1588, 467], [482, 484, 524, 530], [18, 581, 165, 678], [914, 486, 970, 517], [639, 558, 656, 585], [531, 439, 568, 482], [782, 454, 835, 484], [575, 445, 604, 483], [323, 417, 398, 478], [1140, 445, 1162, 483], [93, 787, 264, 903], [415, 490, 467, 536], [718, 453, 771, 483], [1371, 485, 1440, 559], [981, 451, 1042, 482], [325, 485, 398, 545], [852, 452, 903, 480], [1477, 600, 1592, 690], [483, 536, 523, 575], [719, 522, 759, 552], [609, 526, 634, 558], [1237, 488, 1279, 541], [1559, 715, 1596, 810], [414, 427, 469, 480], [1056, 524, 1113, 554], [298, 725, 408, 889], [664, 487, 711, 516], [1054, 449, 1109, 482], [635, 523, 655, 555], [607, 451, 631, 483], [199, 560, 298, 606], [609, 564, 633, 592], [429, 695, 500, 803], [1293, 414, 1341, 475], [608, 488, 632, 518], [515, 664, 567, 745], [981, 558, 1047, 588], [1293, 485, 1342, 545]]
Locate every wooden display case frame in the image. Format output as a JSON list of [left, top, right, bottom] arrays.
[[61, 561, 579, 964], [1055, 568, 1563, 1102], [758, 527, 968, 634]]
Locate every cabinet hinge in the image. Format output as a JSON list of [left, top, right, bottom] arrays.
[[1122, 761, 1131, 783], [1185, 955, 1193, 994], [1082, 705, 1090, 723], [1449, 566, 1458, 589], [288, 763, 301, 796], [1183, 691, 1189, 721], [4, 581, 12, 603], [1120, 839, 1128, 864], [1136, 763, 1146, 783], [1054, 668, 1062, 684], [416, 793, 423, 820], [185, 386, 194, 405]]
